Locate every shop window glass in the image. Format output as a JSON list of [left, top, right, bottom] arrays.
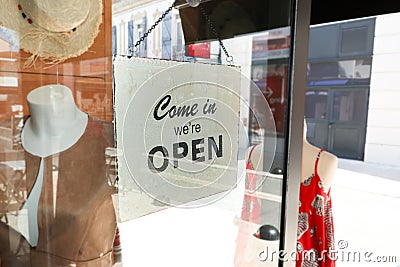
[[308, 61, 339, 80], [134, 17, 147, 57], [0, 0, 115, 263], [305, 90, 328, 119], [340, 26, 368, 55], [112, 25, 117, 55], [141, 16, 147, 57], [307, 58, 371, 86], [109, 0, 300, 266], [332, 90, 366, 122], [161, 13, 172, 59], [173, 17, 184, 60], [128, 20, 133, 52]]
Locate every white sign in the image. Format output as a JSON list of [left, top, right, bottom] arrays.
[[113, 57, 241, 218]]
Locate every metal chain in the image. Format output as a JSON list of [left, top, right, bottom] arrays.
[[128, 0, 179, 55], [128, 0, 233, 64], [199, 4, 233, 64]]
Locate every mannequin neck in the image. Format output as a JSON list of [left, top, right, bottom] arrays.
[[28, 102, 78, 138], [303, 136, 312, 149], [21, 84, 88, 158]]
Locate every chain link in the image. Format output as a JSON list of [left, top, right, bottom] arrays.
[[128, 0, 178, 55], [199, 4, 233, 64], [129, 0, 233, 65]]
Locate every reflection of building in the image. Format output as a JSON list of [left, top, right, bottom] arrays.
[[250, 27, 290, 172], [0, 26, 19, 52], [305, 18, 374, 161], [251, 27, 290, 136], [112, 2, 290, 170], [306, 14, 400, 167], [0, 27, 22, 153], [113, 1, 400, 167], [112, 0, 185, 59], [112, 0, 222, 63]]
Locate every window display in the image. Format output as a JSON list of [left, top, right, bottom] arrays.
[[0, 0, 115, 266], [297, 121, 337, 266], [0, 0, 320, 265], [0, 85, 116, 266], [234, 144, 280, 267]]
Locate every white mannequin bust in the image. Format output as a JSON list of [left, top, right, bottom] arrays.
[[21, 84, 88, 157], [20, 84, 88, 247], [301, 120, 338, 191]]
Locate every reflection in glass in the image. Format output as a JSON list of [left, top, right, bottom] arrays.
[[307, 58, 372, 86], [110, 1, 294, 266], [340, 26, 368, 55], [332, 90, 366, 122], [305, 90, 328, 119], [0, 26, 19, 52], [0, 7, 115, 262]]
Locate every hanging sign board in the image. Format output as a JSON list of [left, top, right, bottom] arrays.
[[113, 56, 241, 221]]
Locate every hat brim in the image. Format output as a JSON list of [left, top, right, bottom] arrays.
[[0, 0, 102, 63]]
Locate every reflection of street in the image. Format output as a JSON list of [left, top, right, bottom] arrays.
[[0, 148, 117, 225], [76, 90, 108, 119], [0, 160, 25, 223], [116, 158, 284, 266], [0, 110, 26, 224], [105, 147, 118, 187], [332, 159, 400, 267], [113, 158, 400, 267]]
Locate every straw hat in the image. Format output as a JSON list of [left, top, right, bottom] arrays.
[[0, 0, 102, 66]]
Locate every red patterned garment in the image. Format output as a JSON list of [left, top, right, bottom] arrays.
[[234, 144, 262, 267], [240, 144, 261, 224], [297, 150, 336, 267]]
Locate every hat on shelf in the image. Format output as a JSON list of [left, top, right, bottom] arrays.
[[0, 0, 103, 66]]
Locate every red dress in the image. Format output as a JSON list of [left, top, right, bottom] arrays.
[[234, 145, 263, 267], [297, 150, 335, 267], [241, 144, 261, 224]]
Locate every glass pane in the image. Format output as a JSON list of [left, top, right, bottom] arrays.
[[332, 90, 366, 122], [0, 2, 115, 265], [340, 26, 368, 54], [305, 90, 328, 119], [338, 59, 371, 79], [307, 58, 371, 86], [111, 1, 295, 266], [308, 61, 339, 80], [331, 127, 361, 154], [308, 15, 400, 267]]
